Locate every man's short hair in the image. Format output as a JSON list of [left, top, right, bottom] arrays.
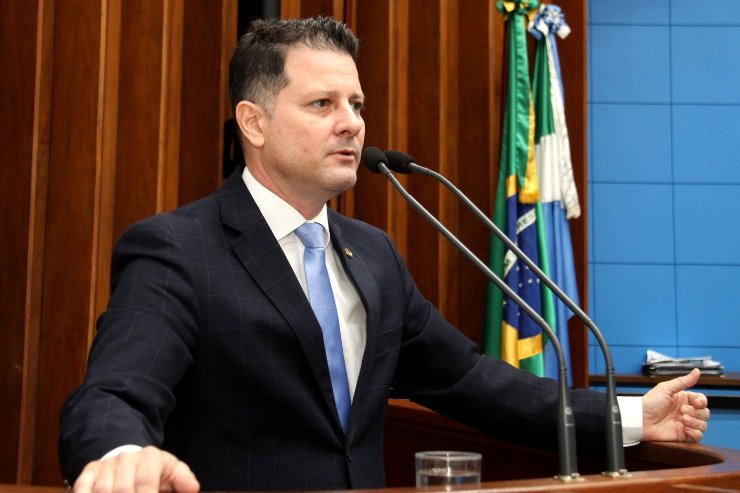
[[228, 16, 359, 115]]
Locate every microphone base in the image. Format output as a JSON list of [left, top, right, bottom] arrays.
[[602, 469, 632, 478], [553, 473, 584, 482]]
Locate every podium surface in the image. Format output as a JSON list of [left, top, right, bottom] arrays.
[[2, 442, 740, 493], [382, 399, 740, 491], [1, 441, 739, 493], [3, 400, 737, 493]]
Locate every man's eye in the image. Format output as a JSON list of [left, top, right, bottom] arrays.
[[351, 102, 365, 112], [313, 100, 329, 108]]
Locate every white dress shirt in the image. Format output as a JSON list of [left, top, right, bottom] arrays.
[[241, 165, 366, 400]]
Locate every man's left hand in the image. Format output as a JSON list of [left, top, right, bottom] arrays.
[[642, 368, 710, 443]]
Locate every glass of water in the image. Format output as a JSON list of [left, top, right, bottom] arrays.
[[415, 451, 481, 489]]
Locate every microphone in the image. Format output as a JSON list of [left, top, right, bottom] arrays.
[[361, 147, 580, 481], [382, 149, 628, 478]]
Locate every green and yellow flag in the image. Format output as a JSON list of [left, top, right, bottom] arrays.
[[484, 0, 549, 376]]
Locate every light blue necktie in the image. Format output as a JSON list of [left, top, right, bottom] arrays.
[[294, 222, 351, 432]]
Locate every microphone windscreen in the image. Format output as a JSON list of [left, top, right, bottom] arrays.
[[384, 150, 415, 174], [361, 147, 388, 173]]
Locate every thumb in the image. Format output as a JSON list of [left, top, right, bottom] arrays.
[[658, 368, 701, 395], [161, 452, 200, 492]]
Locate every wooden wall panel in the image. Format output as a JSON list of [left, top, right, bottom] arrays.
[[0, 0, 237, 485], [449, 0, 503, 343], [0, 0, 40, 484], [112, 0, 167, 239], [351, 0, 409, 248], [402, 0, 442, 308], [32, 0, 103, 484], [179, 0, 235, 204]]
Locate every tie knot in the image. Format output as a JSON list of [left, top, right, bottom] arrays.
[[295, 222, 325, 249]]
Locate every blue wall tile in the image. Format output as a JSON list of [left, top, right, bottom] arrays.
[[676, 265, 740, 348], [674, 184, 740, 264], [591, 104, 672, 183], [591, 345, 672, 374], [701, 410, 740, 450], [589, 0, 669, 25], [588, 2, 740, 448], [588, 182, 595, 262], [671, 0, 740, 26], [588, 262, 595, 315], [672, 27, 740, 104], [590, 26, 670, 104], [588, 345, 599, 374], [593, 264, 677, 346], [592, 184, 674, 263], [673, 105, 740, 184], [679, 346, 740, 372]]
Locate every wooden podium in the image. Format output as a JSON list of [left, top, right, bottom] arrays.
[[382, 400, 740, 491], [1, 400, 738, 493]]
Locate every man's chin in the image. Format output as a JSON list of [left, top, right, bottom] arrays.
[[327, 172, 358, 196]]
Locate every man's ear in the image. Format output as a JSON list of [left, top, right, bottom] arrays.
[[235, 101, 266, 149]]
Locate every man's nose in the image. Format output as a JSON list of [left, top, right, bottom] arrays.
[[334, 103, 364, 136]]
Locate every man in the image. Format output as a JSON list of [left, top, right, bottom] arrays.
[[59, 16, 710, 493]]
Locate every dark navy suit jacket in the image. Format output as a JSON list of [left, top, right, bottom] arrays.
[[59, 166, 607, 490]]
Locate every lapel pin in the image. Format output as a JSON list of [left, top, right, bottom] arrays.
[[344, 247, 353, 258]]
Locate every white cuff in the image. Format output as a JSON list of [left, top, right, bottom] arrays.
[[617, 395, 643, 446], [101, 444, 144, 461]]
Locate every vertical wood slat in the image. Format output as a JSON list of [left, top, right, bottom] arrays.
[[0, 0, 47, 484], [112, 0, 165, 240], [437, 0, 459, 318], [349, 0, 391, 234], [178, 0, 237, 206], [1, 0, 236, 484], [384, 0, 409, 255], [450, 0, 500, 345], [90, 0, 121, 329], [281, 0, 301, 18], [157, 0, 184, 213], [403, 0, 441, 306], [32, 0, 104, 483]]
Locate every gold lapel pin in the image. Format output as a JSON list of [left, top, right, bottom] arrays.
[[344, 247, 353, 258]]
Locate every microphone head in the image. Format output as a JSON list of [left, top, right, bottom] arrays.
[[361, 146, 389, 173], [384, 150, 415, 174]]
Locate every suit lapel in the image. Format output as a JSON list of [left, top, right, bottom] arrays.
[[218, 169, 340, 429]]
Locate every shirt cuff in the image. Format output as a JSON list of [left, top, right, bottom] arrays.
[[617, 395, 643, 446], [101, 444, 144, 461]]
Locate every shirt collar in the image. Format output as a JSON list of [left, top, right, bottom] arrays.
[[241, 164, 330, 245]]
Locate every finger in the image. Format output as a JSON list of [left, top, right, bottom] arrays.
[[111, 452, 139, 493], [134, 447, 164, 493], [74, 462, 100, 493], [681, 404, 711, 422], [686, 390, 708, 410], [658, 368, 701, 395], [90, 458, 117, 493], [681, 413, 708, 433], [167, 459, 200, 493], [157, 449, 199, 492], [684, 425, 704, 443]]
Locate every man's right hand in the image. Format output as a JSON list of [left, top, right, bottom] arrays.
[[74, 446, 200, 493]]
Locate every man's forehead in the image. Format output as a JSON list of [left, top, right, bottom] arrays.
[[282, 46, 362, 92]]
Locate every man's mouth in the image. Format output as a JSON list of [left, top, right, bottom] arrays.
[[332, 148, 358, 159]]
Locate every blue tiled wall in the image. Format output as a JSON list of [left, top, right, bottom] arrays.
[[587, 0, 740, 448]]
